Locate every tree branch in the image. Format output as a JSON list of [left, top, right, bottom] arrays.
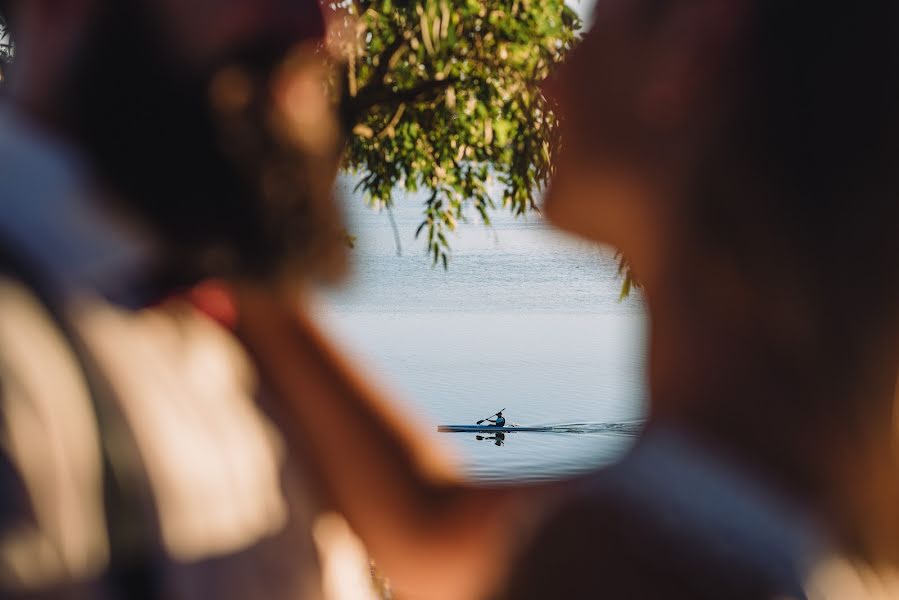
[[371, 35, 406, 86], [377, 103, 406, 138], [387, 204, 403, 256], [342, 77, 456, 128]]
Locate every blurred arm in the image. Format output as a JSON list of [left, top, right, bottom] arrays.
[[234, 284, 559, 600]]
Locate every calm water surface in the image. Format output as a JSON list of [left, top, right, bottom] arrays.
[[318, 184, 649, 481]]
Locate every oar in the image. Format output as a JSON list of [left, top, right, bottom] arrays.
[[476, 409, 505, 425]]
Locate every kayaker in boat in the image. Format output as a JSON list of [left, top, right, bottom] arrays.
[[486, 411, 506, 427]]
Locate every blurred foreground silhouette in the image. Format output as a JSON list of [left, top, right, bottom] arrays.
[[0, 0, 898, 600], [0, 1, 347, 598], [499, 1, 899, 598]]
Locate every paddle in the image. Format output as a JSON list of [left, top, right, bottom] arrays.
[[476, 409, 505, 425]]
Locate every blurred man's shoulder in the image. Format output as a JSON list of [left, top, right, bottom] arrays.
[[499, 428, 817, 599]]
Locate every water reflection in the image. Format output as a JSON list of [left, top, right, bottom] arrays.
[[475, 432, 506, 447]]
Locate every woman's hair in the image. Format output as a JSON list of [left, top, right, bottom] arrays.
[[686, 2, 899, 564], [55, 0, 345, 287], [693, 3, 899, 374]]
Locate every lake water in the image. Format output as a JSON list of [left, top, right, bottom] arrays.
[[317, 183, 649, 481]]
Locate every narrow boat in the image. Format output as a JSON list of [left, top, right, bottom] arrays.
[[437, 425, 549, 433]]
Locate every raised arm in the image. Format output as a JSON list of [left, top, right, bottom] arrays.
[[234, 285, 562, 600]]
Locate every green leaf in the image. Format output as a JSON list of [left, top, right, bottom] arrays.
[[333, 0, 581, 266]]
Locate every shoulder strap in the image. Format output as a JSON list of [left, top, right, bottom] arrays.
[[0, 236, 164, 599]]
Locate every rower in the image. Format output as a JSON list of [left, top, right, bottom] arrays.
[[486, 411, 506, 427]]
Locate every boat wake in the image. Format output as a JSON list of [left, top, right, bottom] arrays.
[[516, 421, 644, 435], [438, 420, 645, 435]]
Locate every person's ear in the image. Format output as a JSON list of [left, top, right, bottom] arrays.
[[637, 0, 748, 131]]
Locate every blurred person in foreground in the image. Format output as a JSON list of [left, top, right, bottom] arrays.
[[0, 1, 562, 599], [234, 1, 899, 600], [0, 0, 357, 598], [497, 1, 899, 597], [3, 1, 899, 600]]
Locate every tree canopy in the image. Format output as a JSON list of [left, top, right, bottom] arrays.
[[328, 0, 580, 268]]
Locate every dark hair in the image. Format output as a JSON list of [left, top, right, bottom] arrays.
[[692, 3, 899, 376], [58, 1, 344, 288], [684, 2, 899, 563]]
